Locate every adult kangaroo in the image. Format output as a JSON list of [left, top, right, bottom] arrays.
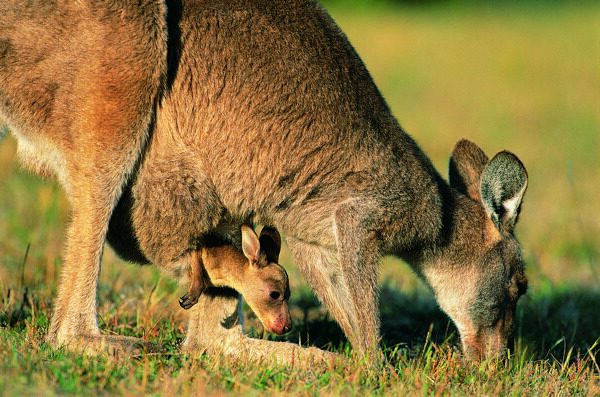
[[0, 0, 528, 362]]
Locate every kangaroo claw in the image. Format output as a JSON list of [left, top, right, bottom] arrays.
[[179, 293, 199, 310]]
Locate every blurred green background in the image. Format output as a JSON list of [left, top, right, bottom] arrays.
[[1, 0, 599, 357]]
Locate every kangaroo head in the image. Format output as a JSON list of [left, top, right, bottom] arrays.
[[240, 225, 292, 335], [425, 139, 528, 360]]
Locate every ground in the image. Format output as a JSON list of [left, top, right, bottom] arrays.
[[1, 1, 599, 394]]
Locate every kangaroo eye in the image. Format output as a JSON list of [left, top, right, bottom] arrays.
[[269, 291, 281, 300]]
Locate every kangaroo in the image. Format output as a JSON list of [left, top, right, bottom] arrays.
[[0, 0, 528, 362], [178, 225, 292, 336]]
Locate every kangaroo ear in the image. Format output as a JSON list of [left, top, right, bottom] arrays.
[[449, 139, 489, 201], [480, 151, 528, 232], [241, 225, 260, 266], [259, 226, 281, 263]]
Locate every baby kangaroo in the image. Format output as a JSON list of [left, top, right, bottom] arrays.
[[179, 225, 292, 336]]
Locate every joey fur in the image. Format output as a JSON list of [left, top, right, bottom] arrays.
[[0, 0, 528, 362], [179, 225, 292, 336]]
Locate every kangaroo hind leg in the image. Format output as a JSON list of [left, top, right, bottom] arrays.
[[34, 1, 169, 355]]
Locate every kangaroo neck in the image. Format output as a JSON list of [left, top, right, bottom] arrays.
[[392, 171, 457, 272], [399, 177, 489, 277], [203, 246, 247, 291]]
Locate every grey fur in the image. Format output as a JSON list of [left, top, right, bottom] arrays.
[[480, 152, 528, 232], [1, 0, 529, 362]]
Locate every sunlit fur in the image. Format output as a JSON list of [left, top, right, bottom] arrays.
[[179, 226, 292, 336], [0, 0, 527, 363]]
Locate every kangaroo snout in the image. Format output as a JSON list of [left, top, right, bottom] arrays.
[[460, 302, 517, 361], [265, 310, 293, 336], [461, 329, 513, 361], [257, 306, 293, 336]]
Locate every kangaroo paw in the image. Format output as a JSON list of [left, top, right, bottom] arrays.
[[179, 293, 199, 310]]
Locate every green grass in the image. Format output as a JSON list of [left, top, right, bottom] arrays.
[[1, 2, 599, 395]]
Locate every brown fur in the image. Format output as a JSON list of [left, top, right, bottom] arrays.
[[0, 0, 528, 362], [179, 226, 292, 336]]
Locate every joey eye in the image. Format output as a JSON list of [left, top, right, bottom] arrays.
[[269, 291, 281, 300]]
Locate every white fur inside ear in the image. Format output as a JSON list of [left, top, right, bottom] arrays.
[[482, 178, 501, 221], [502, 180, 527, 220]]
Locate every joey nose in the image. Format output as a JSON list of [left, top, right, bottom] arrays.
[[273, 319, 292, 335]]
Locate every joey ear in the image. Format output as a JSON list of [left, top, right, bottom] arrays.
[[480, 151, 528, 232], [241, 225, 260, 266], [259, 226, 281, 263], [449, 139, 489, 201]]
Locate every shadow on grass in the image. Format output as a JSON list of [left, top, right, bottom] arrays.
[[267, 280, 458, 351], [267, 282, 600, 361], [2, 280, 599, 361], [518, 285, 600, 358]]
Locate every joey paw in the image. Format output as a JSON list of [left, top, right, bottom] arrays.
[[179, 293, 199, 310]]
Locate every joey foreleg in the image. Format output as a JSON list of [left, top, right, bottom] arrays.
[[179, 250, 206, 309]]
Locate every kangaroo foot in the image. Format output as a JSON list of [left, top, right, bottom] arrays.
[[48, 334, 160, 357]]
